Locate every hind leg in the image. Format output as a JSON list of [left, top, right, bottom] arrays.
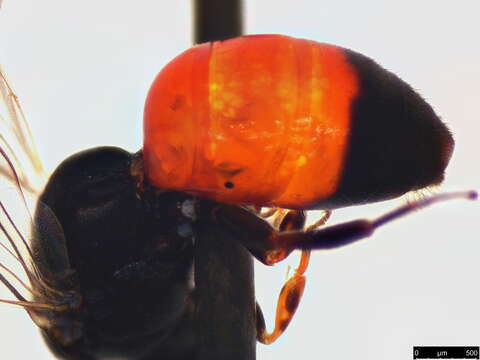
[[256, 211, 330, 344]]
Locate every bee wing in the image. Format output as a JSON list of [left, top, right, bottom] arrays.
[[0, 68, 47, 195], [0, 67, 74, 317]]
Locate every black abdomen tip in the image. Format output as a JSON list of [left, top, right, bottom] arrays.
[[321, 49, 455, 209]]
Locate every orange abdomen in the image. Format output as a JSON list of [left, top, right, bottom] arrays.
[[144, 35, 358, 209]]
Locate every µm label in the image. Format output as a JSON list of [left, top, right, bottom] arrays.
[[413, 346, 479, 359]]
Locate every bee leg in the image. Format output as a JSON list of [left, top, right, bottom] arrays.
[[255, 210, 306, 344], [306, 210, 332, 231], [255, 210, 332, 344], [215, 191, 476, 264], [276, 191, 477, 253], [256, 249, 310, 344], [214, 205, 329, 265], [216, 192, 476, 344]]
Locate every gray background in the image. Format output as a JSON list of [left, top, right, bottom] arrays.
[[0, 1, 479, 359]]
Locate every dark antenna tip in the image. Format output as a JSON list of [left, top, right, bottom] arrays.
[[467, 190, 478, 200]]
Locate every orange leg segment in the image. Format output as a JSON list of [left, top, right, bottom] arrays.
[[257, 249, 310, 345], [256, 209, 325, 344]]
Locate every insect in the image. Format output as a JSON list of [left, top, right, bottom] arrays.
[[0, 32, 477, 360], [142, 34, 477, 345]]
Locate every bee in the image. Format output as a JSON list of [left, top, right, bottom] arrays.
[[0, 2, 480, 360], [1, 32, 477, 359]]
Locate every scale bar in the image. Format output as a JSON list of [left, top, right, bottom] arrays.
[[414, 346, 479, 359]]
